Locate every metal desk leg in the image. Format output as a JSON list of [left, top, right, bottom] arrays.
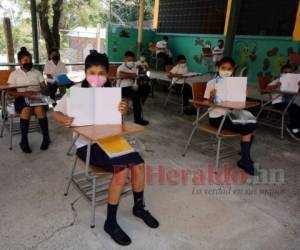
[[64, 157, 78, 196], [66, 133, 80, 156]]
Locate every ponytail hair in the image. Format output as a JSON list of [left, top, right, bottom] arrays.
[[17, 47, 32, 61]]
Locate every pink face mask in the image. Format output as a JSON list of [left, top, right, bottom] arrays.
[[86, 75, 107, 87]]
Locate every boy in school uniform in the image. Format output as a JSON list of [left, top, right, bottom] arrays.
[[53, 53, 159, 246], [44, 48, 69, 105], [204, 57, 258, 176], [266, 64, 300, 140], [212, 39, 225, 63], [156, 36, 173, 67], [135, 52, 151, 104], [117, 51, 149, 126], [168, 55, 195, 115], [7, 47, 50, 153]]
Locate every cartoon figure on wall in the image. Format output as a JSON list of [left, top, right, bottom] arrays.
[[193, 37, 214, 71], [258, 47, 294, 79], [233, 41, 257, 76]]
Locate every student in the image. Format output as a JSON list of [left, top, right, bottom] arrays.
[[213, 39, 225, 63], [168, 55, 195, 115], [204, 57, 258, 175], [53, 52, 159, 246], [7, 47, 50, 153], [156, 36, 173, 67], [44, 48, 68, 105], [135, 52, 151, 104], [117, 51, 149, 126], [267, 64, 300, 140]]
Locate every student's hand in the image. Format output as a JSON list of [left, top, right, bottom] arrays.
[[25, 91, 38, 98], [276, 81, 282, 88], [210, 89, 217, 98], [63, 116, 74, 128], [119, 99, 128, 115]]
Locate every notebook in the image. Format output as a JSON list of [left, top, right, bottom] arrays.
[[25, 95, 49, 107], [97, 136, 134, 158], [280, 74, 300, 93], [56, 74, 72, 86], [66, 86, 122, 126], [229, 110, 257, 125], [216, 77, 247, 103]]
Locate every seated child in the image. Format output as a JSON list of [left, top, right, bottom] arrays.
[[135, 52, 151, 104], [7, 47, 50, 153], [267, 64, 300, 140], [117, 51, 149, 126], [204, 57, 258, 176], [44, 48, 70, 105], [52, 53, 159, 246], [168, 55, 195, 115]]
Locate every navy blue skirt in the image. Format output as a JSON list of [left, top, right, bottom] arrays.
[[14, 97, 48, 114], [76, 144, 144, 173]]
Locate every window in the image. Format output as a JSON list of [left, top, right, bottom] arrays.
[[158, 0, 228, 34], [237, 0, 299, 36]]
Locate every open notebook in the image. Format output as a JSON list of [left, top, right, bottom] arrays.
[[97, 136, 134, 158], [25, 95, 49, 107], [280, 74, 300, 93], [216, 77, 247, 103], [67, 86, 122, 126]]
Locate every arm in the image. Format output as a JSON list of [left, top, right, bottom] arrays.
[[40, 81, 47, 91], [266, 80, 281, 91], [46, 74, 53, 79], [168, 72, 185, 79], [52, 111, 74, 128]]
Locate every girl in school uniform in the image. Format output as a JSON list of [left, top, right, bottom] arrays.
[[7, 47, 50, 153], [52, 52, 159, 246], [266, 64, 300, 140], [204, 57, 258, 176]]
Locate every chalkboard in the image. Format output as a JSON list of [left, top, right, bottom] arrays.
[[237, 0, 299, 36], [158, 0, 228, 34]]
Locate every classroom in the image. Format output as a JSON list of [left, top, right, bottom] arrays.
[[0, 0, 299, 249]]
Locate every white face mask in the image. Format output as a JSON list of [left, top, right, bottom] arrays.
[[219, 70, 233, 78], [180, 63, 187, 68], [140, 57, 146, 62], [126, 61, 135, 69]]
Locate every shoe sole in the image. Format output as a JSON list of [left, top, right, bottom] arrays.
[[286, 128, 300, 141]]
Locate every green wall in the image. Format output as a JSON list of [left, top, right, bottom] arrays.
[[106, 24, 155, 62], [154, 33, 300, 83], [106, 26, 300, 83]]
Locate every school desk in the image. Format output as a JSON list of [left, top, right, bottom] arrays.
[[256, 89, 300, 139], [66, 122, 144, 228], [0, 83, 38, 120], [182, 100, 260, 170]]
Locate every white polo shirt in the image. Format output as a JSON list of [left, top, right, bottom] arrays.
[[213, 46, 224, 62], [44, 60, 67, 81], [7, 68, 44, 93], [117, 63, 137, 88], [204, 78, 227, 118], [170, 64, 189, 84]]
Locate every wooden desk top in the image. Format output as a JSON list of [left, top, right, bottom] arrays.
[[261, 89, 299, 96], [73, 122, 144, 141], [193, 100, 260, 110], [0, 83, 36, 90]]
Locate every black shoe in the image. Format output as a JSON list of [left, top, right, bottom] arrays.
[[19, 141, 32, 154], [135, 119, 149, 126], [237, 160, 258, 176], [133, 207, 159, 228], [104, 221, 131, 246], [286, 128, 300, 141], [40, 137, 50, 151]]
